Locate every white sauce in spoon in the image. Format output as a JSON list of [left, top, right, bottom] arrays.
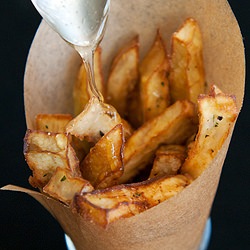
[[32, 0, 109, 47]]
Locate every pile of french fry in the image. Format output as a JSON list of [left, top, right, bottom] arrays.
[[23, 18, 238, 228]]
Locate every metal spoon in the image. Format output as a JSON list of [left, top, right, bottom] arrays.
[[31, 0, 110, 102]]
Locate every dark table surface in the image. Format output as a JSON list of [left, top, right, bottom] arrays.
[[1, 1, 249, 249]]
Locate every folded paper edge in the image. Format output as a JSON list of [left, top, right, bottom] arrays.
[[0, 184, 70, 220]]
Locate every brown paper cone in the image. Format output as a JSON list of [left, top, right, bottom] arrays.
[[1, 0, 245, 249]]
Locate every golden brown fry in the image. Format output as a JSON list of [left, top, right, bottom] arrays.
[[35, 113, 88, 163], [121, 118, 133, 141], [169, 18, 205, 103], [126, 81, 143, 129], [208, 84, 223, 96], [181, 86, 238, 179], [24, 130, 80, 188], [73, 47, 105, 116], [35, 114, 73, 133], [66, 96, 132, 143], [149, 145, 186, 179], [80, 124, 124, 189], [139, 29, 168, 83], [67, 97, 121, 143], [43, 167, 94, 205], [120, 100, 197, 183], [106, 36, 139, 118], [140, 29, 170, 122], [155, 144, 186, 156], [70, 137, 91, 163], [73, 174, 190, 228], [185, 133, 196, 147], [142, 63, 170, 121]]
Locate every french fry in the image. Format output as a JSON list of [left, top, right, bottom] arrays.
[[43, 167, 94, 205], [120, 118, 133, 142], [139, 29, 168, 83], [120, 100, 198, 183], [185, 133, 197, 147], [73, 174, 190, 228], [80, 124, 124, 189], [181, 85, 238, 179], [149, 145, 186, 179], [67, 97, 120, 143], [186, 140, 195, 152], [35, 113, 90, 163], [73, 47, 105, 116], [24, 130, 80, 188], [107, 36, 139, 118], [139, 29, 170, 122], [169, 18, 205, 103], [35, 114, 73, 133], [70, 137, 91, 163], [66, 96, 133, 143], [126, 81, 143, 129], [208, 84, 223, 95], [142, 63, 170, 122]]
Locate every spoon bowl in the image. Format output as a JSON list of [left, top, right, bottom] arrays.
[[31, 0, 110, 47]]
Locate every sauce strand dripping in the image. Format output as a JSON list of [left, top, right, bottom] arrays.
[[31, 0, 110, 104]]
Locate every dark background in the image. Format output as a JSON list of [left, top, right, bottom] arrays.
[[0, 1, 249, 249]]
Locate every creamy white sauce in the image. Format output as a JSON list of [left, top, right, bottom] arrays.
[[32, 0, 109, 47]]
